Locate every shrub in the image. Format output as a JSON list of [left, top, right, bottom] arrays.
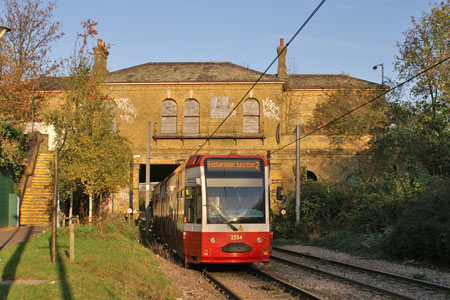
[[272, 190, 303, 239], [274, 170, 430, 244], [0, 116, 29, 182], [310, 227, 387, 257], [383, 178, 450, 263], [300, 180, 346, 235]]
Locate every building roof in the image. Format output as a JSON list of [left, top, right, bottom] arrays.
[[37, 62, 383, 90], [287, 74, 382, 89], [106, 62, 280, 83], [38, 76, 67, 91]]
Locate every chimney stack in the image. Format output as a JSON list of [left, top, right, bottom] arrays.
[[93, 39, 109, 78], [277, 38, 287, 78]]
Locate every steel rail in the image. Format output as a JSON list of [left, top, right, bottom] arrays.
[[270, 254, 420, 300], [204, 271, 244, 300], [248, 266, 325, 300], [273, 246, 450, 293]]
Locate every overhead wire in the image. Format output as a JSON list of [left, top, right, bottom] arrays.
[[270, 55, 450, 155], [193, 0, 328, 155]]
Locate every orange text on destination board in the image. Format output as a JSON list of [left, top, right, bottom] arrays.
[[206, 160, 261, 170]]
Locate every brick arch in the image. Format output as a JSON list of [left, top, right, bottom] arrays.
[[183, 98, 200, 134], [243, 98, 260, 133], [161, 99, 177, 133]]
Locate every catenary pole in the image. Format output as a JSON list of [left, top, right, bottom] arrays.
[[51, 150, 58, 264], [146, 122, 151, 209], [145, 122, 151, 233], [296, 124, 301, 223]]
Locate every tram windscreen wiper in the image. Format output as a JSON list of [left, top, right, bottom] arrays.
[[218, 213, 238, 232], [209, 203, 238, 231]]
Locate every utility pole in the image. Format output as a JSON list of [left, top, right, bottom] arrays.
[[295, 124, 301, 223], [51, 150, 58, 264], [145, 122, 151, 233], [146, 122, 151, 209]]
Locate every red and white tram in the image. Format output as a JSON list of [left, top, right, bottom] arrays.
[[151, 154, 272, 264]]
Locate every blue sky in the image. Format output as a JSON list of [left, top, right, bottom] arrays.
[[4, 0, 434, 84]]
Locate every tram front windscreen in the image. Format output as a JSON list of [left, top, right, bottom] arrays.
[[204, 158, 265, 225]]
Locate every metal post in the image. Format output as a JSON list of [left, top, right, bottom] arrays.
[[146, 122, 151, 233], [295, 124, 301, 223], [51, 150, 58, 264], [146, 122, 151, 210]]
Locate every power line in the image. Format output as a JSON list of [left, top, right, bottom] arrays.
[[270, 55, 450, 155], [193, 0, 327, 155]]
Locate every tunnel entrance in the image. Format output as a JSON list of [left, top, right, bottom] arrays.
[[306, 170, 318, 181], [139, 164, 179, 183], [138, 164, 179, 210]]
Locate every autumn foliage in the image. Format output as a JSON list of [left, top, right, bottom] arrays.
[[47, 20, 131, 220], [0, 0, 63, 181], [0, 0, 63, 121]]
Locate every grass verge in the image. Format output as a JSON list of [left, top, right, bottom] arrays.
[[0, 216, 178, 300]]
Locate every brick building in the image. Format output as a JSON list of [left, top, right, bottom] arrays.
[[38, 38, 383, 213]]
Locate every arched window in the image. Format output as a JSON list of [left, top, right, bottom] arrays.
[[161, 99, 177, 133], [243, 98, 259, 133], [183, 99, 199, 134]]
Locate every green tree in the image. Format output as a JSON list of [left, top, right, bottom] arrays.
[[371, 1, 450, 176], [308, 87, 388, 140], [395, 0, 450, 113], [48, 20, 131, 222], [0, 116, 28, 182]]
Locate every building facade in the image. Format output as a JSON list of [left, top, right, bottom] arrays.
[[40, 39, 382, 213]]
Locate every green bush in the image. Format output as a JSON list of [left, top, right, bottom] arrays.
[[309, 227, 387, 257], [272, 191, 303, 239], [272, 171, 450, 265], [0, 116, 29, 182], [302, 171, 427, 235], [274, 171, 430, 246], [300, 180, 346, 235], [383, 178, 450, 263]]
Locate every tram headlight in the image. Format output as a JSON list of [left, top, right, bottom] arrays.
[[256, 237, 263, 243], [210, 237, 216, 243]]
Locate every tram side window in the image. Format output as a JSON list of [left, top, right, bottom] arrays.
[[186, 195, 195, 223], [195, 186, 202, 224], [185, 186, 202, 224]]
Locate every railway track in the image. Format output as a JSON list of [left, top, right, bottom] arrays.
[[204, 265, 325, 300], [139, 221, 323, 299], [271, 246, 450, 300]]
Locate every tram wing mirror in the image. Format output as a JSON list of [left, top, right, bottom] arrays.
[[276, 186, 284, 201]]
